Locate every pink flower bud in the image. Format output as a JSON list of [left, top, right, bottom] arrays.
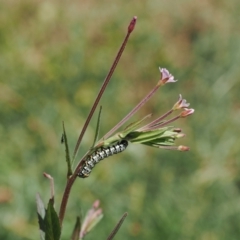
[[80, 200, 103, 239], [180, 108, 195, 118], [173, 128, 182, 133], [93, 200, 100, 209], [128, 16, 137, 33], [176, 133, 186, 138], [178, 145, 190, 151]]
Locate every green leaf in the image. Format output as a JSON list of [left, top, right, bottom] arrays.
[[44, 199, 61, 240], [91, 106, 102, 148], [38, 213, 46, 240], [36, 193, 46, 220], [142, 142, 169, 147], [71, 216, 81, 240], [62, 121, 72, 177], [100, 115, 152, 147], [127, 127, 169, 143], [36, 193, 46, 240]]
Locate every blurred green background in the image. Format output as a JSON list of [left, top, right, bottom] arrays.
[[1, 0, 240, 239]]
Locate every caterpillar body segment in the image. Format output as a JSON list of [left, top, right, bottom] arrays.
[[78, 140, 128, 178]]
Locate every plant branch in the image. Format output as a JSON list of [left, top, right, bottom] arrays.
[[72, 16, 137, 161], [59, 17, 137, 227], [59, 154, 87, 227], [102, 83, 161, 140]]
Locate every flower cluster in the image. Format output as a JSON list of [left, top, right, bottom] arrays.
[[101, 67, 194, 152]]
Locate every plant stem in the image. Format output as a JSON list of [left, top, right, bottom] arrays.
[[59, 17, 137, 227], [72, 16, 137, 161], [138, 109, 173, 131], [59, 156, 87, 226], [102, 83, 161, 140]]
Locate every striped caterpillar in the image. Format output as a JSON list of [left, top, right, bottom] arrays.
[[78, 140, 128, 178]]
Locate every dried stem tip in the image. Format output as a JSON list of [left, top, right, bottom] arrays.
[[128, 16, 137, 33]]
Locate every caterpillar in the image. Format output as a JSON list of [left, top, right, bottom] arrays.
[[78, 140, 128, 178]]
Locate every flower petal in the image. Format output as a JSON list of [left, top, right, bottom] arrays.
[[173, 94, 190, 110], [159, 67, 177, 85]]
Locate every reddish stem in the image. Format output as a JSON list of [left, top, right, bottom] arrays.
[[102, 82, 161, 140], [138, 109, 173, 131], [59, 17, 137, 227], [72, 16, 137, 161]]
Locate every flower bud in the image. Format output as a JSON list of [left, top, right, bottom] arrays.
[[80, 200, 103, 239], [180, 108, 195, 118], [178, 145, 190, 151], [173, 128, 182, 133], [172, 94, 190, 110], [128, 16, 137, 33]]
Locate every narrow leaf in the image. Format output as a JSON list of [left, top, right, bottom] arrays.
[[36, 193, 46, 240], [91, 106, 102, 148], [127, 128, 168, 143], [44, 199, 61, 240], [107, 212, 128, 240], [62, 121, 72, 177], [36, 193, 46, 219], [37, 213, 46, 240], [100, 115, 152, 147], [142, 139, 175, 147], [71, 216, 81, 240]]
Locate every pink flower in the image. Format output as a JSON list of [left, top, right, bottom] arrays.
[[172, 94, 190, 110], [159, 67, 177, 85], [180, 108, 195, 118]]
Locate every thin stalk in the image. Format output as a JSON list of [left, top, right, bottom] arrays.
[[72, 17, 137, 161], [148, 114, 181, 130], [59, 154, 87, 226], [59, 17, 137, 227], [102, 83, 161, 140], [138, 109, 173, 131]]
